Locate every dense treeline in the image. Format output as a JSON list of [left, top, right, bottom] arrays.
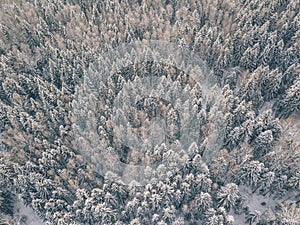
[[0, 0, 299, 224]]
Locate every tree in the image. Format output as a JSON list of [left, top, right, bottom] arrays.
[[93, 202, 116, 224], [253, 130, 274, 158], [239, 161, 265, 188], [260, 68, 283, 101], [130, 218, 141, 225], [1, 0, 300, 224], [204, 208, 220, 225], [104, 192, 118, 208], [288, 171, 300, 191], [217, 183, 240, 210], [171, 217, 184, 225], [195, 192, 212, 212], [274, 77, 300, 118], [249, 109, 281, 144], [0, 189, 14, 217], [240, 67, 264, 109], [260, 171, 275, 193], [31, 199, 45, 216], [240, 43, 260, 72], [150, 190, 162, 210], [246, 210, 261, 225], [209, 149, 229, 183], [226, 126, 247, 150], [276, 202, 300, 225], [162, 205, 176, 223], [281, 63, 300, 89]]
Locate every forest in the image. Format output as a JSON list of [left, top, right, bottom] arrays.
[[0, 0, 299, 224]]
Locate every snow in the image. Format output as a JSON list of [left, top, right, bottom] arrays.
[[259, 100, 275, 115], [14, 195, 45, 225], [230, 185, 278, 225]]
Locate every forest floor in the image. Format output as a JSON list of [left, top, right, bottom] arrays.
[[14, 195, 45, 225], [230, 185, 278, 225]]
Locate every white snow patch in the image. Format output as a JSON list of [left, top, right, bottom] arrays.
[[230, 185, 279, 225], [14, 195, 45, 225]]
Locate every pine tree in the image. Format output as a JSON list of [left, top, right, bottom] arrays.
[[217, 183, 240, 210], [239, 160, 265, 188], [276, 202, 300, 225], [240, 43, 260, 72], [275, 77, 300, 118], [260, 68, 283, 101], [253, 130, 274, 158]]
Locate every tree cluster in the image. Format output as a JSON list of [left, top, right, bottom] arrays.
[[0, 0, 299, 224]]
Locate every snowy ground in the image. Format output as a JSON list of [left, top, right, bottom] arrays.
[[230, 185, 278, 225], [14, 195, 45, 225]]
